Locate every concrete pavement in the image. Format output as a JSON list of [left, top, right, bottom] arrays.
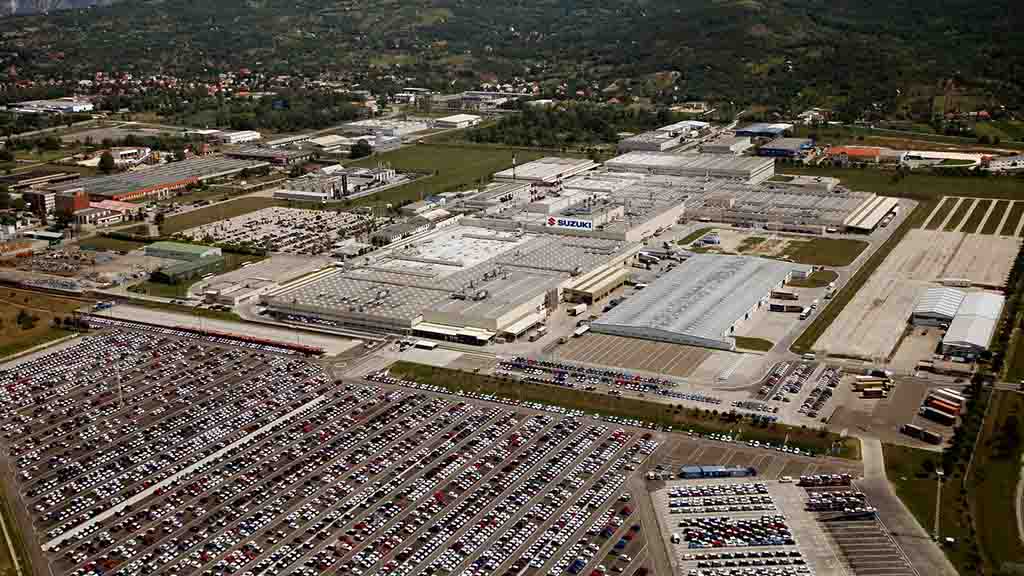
[[857, 437, 958, 576]]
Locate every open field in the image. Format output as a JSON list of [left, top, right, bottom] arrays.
[[792, 198, 934, 355], [924, 197, 958, 230], [781, 237, 868, 267], [982, 200, 1010, 235], [342, 143, 550, 208], [1005, 202, 1024, 236], [816, 229, 1019, 359], [552, 333, 712, 379], [784, 165, 1024, 201], [961, 199, 992, 233], [970, 390, 1024, 574], [0, 288, 84, 359], [161, 197, 284, 234], [77, 235, 148, 253], [882, 443, 940, 533], [389, 361, 859, 457]]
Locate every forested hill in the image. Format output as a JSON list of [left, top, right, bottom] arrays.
[[1, 0, 1021, 115]]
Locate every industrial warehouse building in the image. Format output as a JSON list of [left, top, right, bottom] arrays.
[[591, 254, 801, 350], [911, 287, 965, 326], [757, 138, 813, 158], [493, 157, 600, 184], [261, 225, 638, 341], [151, 257, 225, 284], [604, 152, 776, 184], [433, 114, 482, 129], [45, 156, 269, 201], [617, 131, 682, 152], [941, 292, 1005, 358], [144, 241, 222, 261], [700, 136, 753, 155], [735, 123, 793, 138]]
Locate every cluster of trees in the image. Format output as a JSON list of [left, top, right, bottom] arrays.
[[464, 104, 684, 148], [0, 186, 27, 211]]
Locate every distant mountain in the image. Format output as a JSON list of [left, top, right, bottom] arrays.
[[0, 0, 116, 16]]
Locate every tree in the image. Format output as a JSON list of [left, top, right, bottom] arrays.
[[0, 186, 10, 210], [98, 151, 116, 174], [350, 139, 373, 159], [173, 148, 187, 162]]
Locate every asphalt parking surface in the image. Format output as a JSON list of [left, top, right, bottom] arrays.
[[0, 327, 662, 576]]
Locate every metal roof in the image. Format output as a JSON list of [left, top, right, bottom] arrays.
[[52, 155, 269, 198], [592, 254, 796, 350], [943, 292, 1005, 350], [913, 287, 965, 321]]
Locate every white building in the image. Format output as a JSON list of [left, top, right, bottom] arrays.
[[911, 287, 965, 326], [941, 292, 1005, 358], [434, 114, 483, 129], [218, 131, 263, 145]]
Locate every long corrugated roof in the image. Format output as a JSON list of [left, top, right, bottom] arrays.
[[592, 254, 796, 348], [943, 292, 1005, 350], [913, 287, 965, 321]]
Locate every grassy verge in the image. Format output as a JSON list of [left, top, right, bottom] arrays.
[[943, 198, 974, 231], [969, 390, 1024, 574], [0, 488, 32, 576], [981, 200, 1009, 235], [782, 237, 869, 267], [882, 443, 941, 533], [77, 235, 148, 253], [791, 199, 934, 354], [734, 337, 774, 352], [960, 199, 992, 234], [339, 143, 552, 209], [787, 270, 838, 288], [162, 197, 285, 234], [1003, 202, 1024, 236], [0, 328, 72, 360], [924, 196, 957, 230], [388, 361, 859, 458], [677, 228, 714, 245]]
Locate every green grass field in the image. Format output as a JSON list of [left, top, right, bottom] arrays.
[[341, 143, 551, 208], [677, 228, 715, 245], [943, 198, 974, 231], [960, 199, 992, 234], [77, 235, 148, 253], [981, 200, 1009, 235], [1002, 202, 1024, 236], [0, 488, 31, 576], [969, 390, 1024, 574], [162, 197, 284, 234], [882, 443, 940, 535], [734, 337, 774, 352], [923, 196, 957, 230], [791, 199, 935, 354], [781, 238, 868, 267], [388, 361, 859, 458], [783, 165, 1024, 201], [787, 270, 839, 288], [0, 289, 84, 359]]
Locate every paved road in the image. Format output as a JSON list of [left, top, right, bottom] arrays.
[[857, 437, 958, 576]]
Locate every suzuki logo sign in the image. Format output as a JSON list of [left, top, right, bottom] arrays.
[[546, 217, 594, 230]]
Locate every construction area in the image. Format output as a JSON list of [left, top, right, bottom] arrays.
[[176, 207, 377, 255], [816, 227, 1020, 361]]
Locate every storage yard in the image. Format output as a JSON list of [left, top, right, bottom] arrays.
[[0, 326, 661, 576], [176, 207, 375, 255], [816, 228, 1020, 360]]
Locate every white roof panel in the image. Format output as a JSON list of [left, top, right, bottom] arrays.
[[913, 287, 965, 321], [943, 291, 1004, 350]]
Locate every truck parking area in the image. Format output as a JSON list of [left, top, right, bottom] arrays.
[[0, 327, 662, 576]]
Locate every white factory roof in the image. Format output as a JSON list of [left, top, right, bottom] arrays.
[[493, 157, 600, 183], [913, 287, 965, 322], [657, 120, 710, 133], [943, 291, 1005, 351], [844, 196, 899, 230], [592, 254, 796, 350], [308, 134, 352, 148], [436, 113, 482, 124], [604, 152, 774, 181]]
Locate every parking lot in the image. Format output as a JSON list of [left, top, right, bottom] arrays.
[[0, 326, 661, 576], [177, 207, 373, 255], [553, 333, 713, 379]]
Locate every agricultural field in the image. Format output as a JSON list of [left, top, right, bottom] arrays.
[[921, 196, 1024, 237], [784, 165, 1024, 201], [342, 144, 551, 208]]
